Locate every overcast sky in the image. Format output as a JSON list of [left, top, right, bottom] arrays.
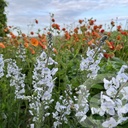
[[5, 0, 128, 35]]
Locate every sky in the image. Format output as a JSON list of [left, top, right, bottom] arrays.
[[5, 0, 128, 35]]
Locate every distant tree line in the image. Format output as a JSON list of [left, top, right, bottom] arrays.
[[0, 0, 7, 37]]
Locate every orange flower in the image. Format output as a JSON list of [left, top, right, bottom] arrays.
[[120, 31, 127, 36], [52, 23, 60, 30], [74, 27, 79, 33], [22, 33, 26, 37], [93, 25, 98, 30], [65, 31, 70, 40], [29, 47, 35, 54], [24, 42, 29, 48], [115, 44, 123, 50], [116, 35, 121, 40], [99, 25, 102, 29], [38, 41, 47, 49], [107, 32, 111, 37], [92, 31, 101, 38], [104, 53, 114, 59], [89, 19, 95, 25], [117, 25, 121, 31], [0, 43, 5, 48], [52, 48, 58, 54], [30, 38, 39, 47], [88, 39, 94, 45], [79, 19, 84, 24], [106, 40, 115, 50]]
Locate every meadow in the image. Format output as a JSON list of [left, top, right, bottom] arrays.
[[0, 14, 128, 128]]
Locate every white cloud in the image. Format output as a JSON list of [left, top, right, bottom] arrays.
[[5, 0, 128, 34]]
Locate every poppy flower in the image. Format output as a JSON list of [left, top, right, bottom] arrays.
[[62, 28, 66, 31], [88, 39, 94, 45], [30, 38, 39, 47], [116, 35, 121, 40], [89, 20, 95, 25], [79, 19, 84, 24], [22, 33, 26, 37], [117, 25, 121, 31], [115, 44, 123, 50], [52, 23, 60, 30], [24, 42, 29, 48], [29, 47, 35, 54], [65, 31, 70, 40], [106, 40, 115, 50], [0, 43, 5, 48], [104, 53, 114, 59], [100, 29, 104, 33], [52, 47, 58, 54], [38, 41, 47, 49]]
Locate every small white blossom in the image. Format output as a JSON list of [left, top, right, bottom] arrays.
[[102, 117, 117, 128]]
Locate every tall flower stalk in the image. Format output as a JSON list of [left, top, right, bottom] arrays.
[[29, 31, 58, 128]]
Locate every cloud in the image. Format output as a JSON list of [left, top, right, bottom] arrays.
[[5, 0, 128, 34]]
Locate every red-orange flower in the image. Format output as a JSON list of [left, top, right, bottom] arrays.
[[24, 42, 29, 48], [100, 29, 104, 33], [38, 41, 47, 49], [22, 33, 26, 37], [120, 31, 127, 36], [52, 48, 58, 54], [79, 19, 84, 24], [65, 31, 70, 40], [0, 43, 5, 48], [117, 25, 121, 31], [106, 40, 115, 50], [89, 20, 95, 25], [104, 53, 114, 59], [115, 44, 123, 50], [52, 23, 60, 30], [30, 38, 39, 47], [88, 39, 94, 46], [29, 47, 35, 54], [74, 27, 79, 33], [116, 35, 121, 40]]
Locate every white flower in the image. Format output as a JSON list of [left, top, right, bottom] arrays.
[[0, 54, 4, 78], [106, 86, 117, 97], [91, 107, 99, 114], [120, 87, 128, 100], [30, 124, 34, 128], [80, 115, 87, 122], [118, 65, 128, 74], [103, 78, 112, 90], [53, 121, 62, 128], [100, 93, 115, 115], [102, 117, 117, 128], [112, 77, 120, 89]]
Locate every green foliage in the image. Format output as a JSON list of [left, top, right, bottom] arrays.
[[0, 0, 8, 37]]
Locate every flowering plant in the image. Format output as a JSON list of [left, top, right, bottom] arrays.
[[0, 16, 128, 128]]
